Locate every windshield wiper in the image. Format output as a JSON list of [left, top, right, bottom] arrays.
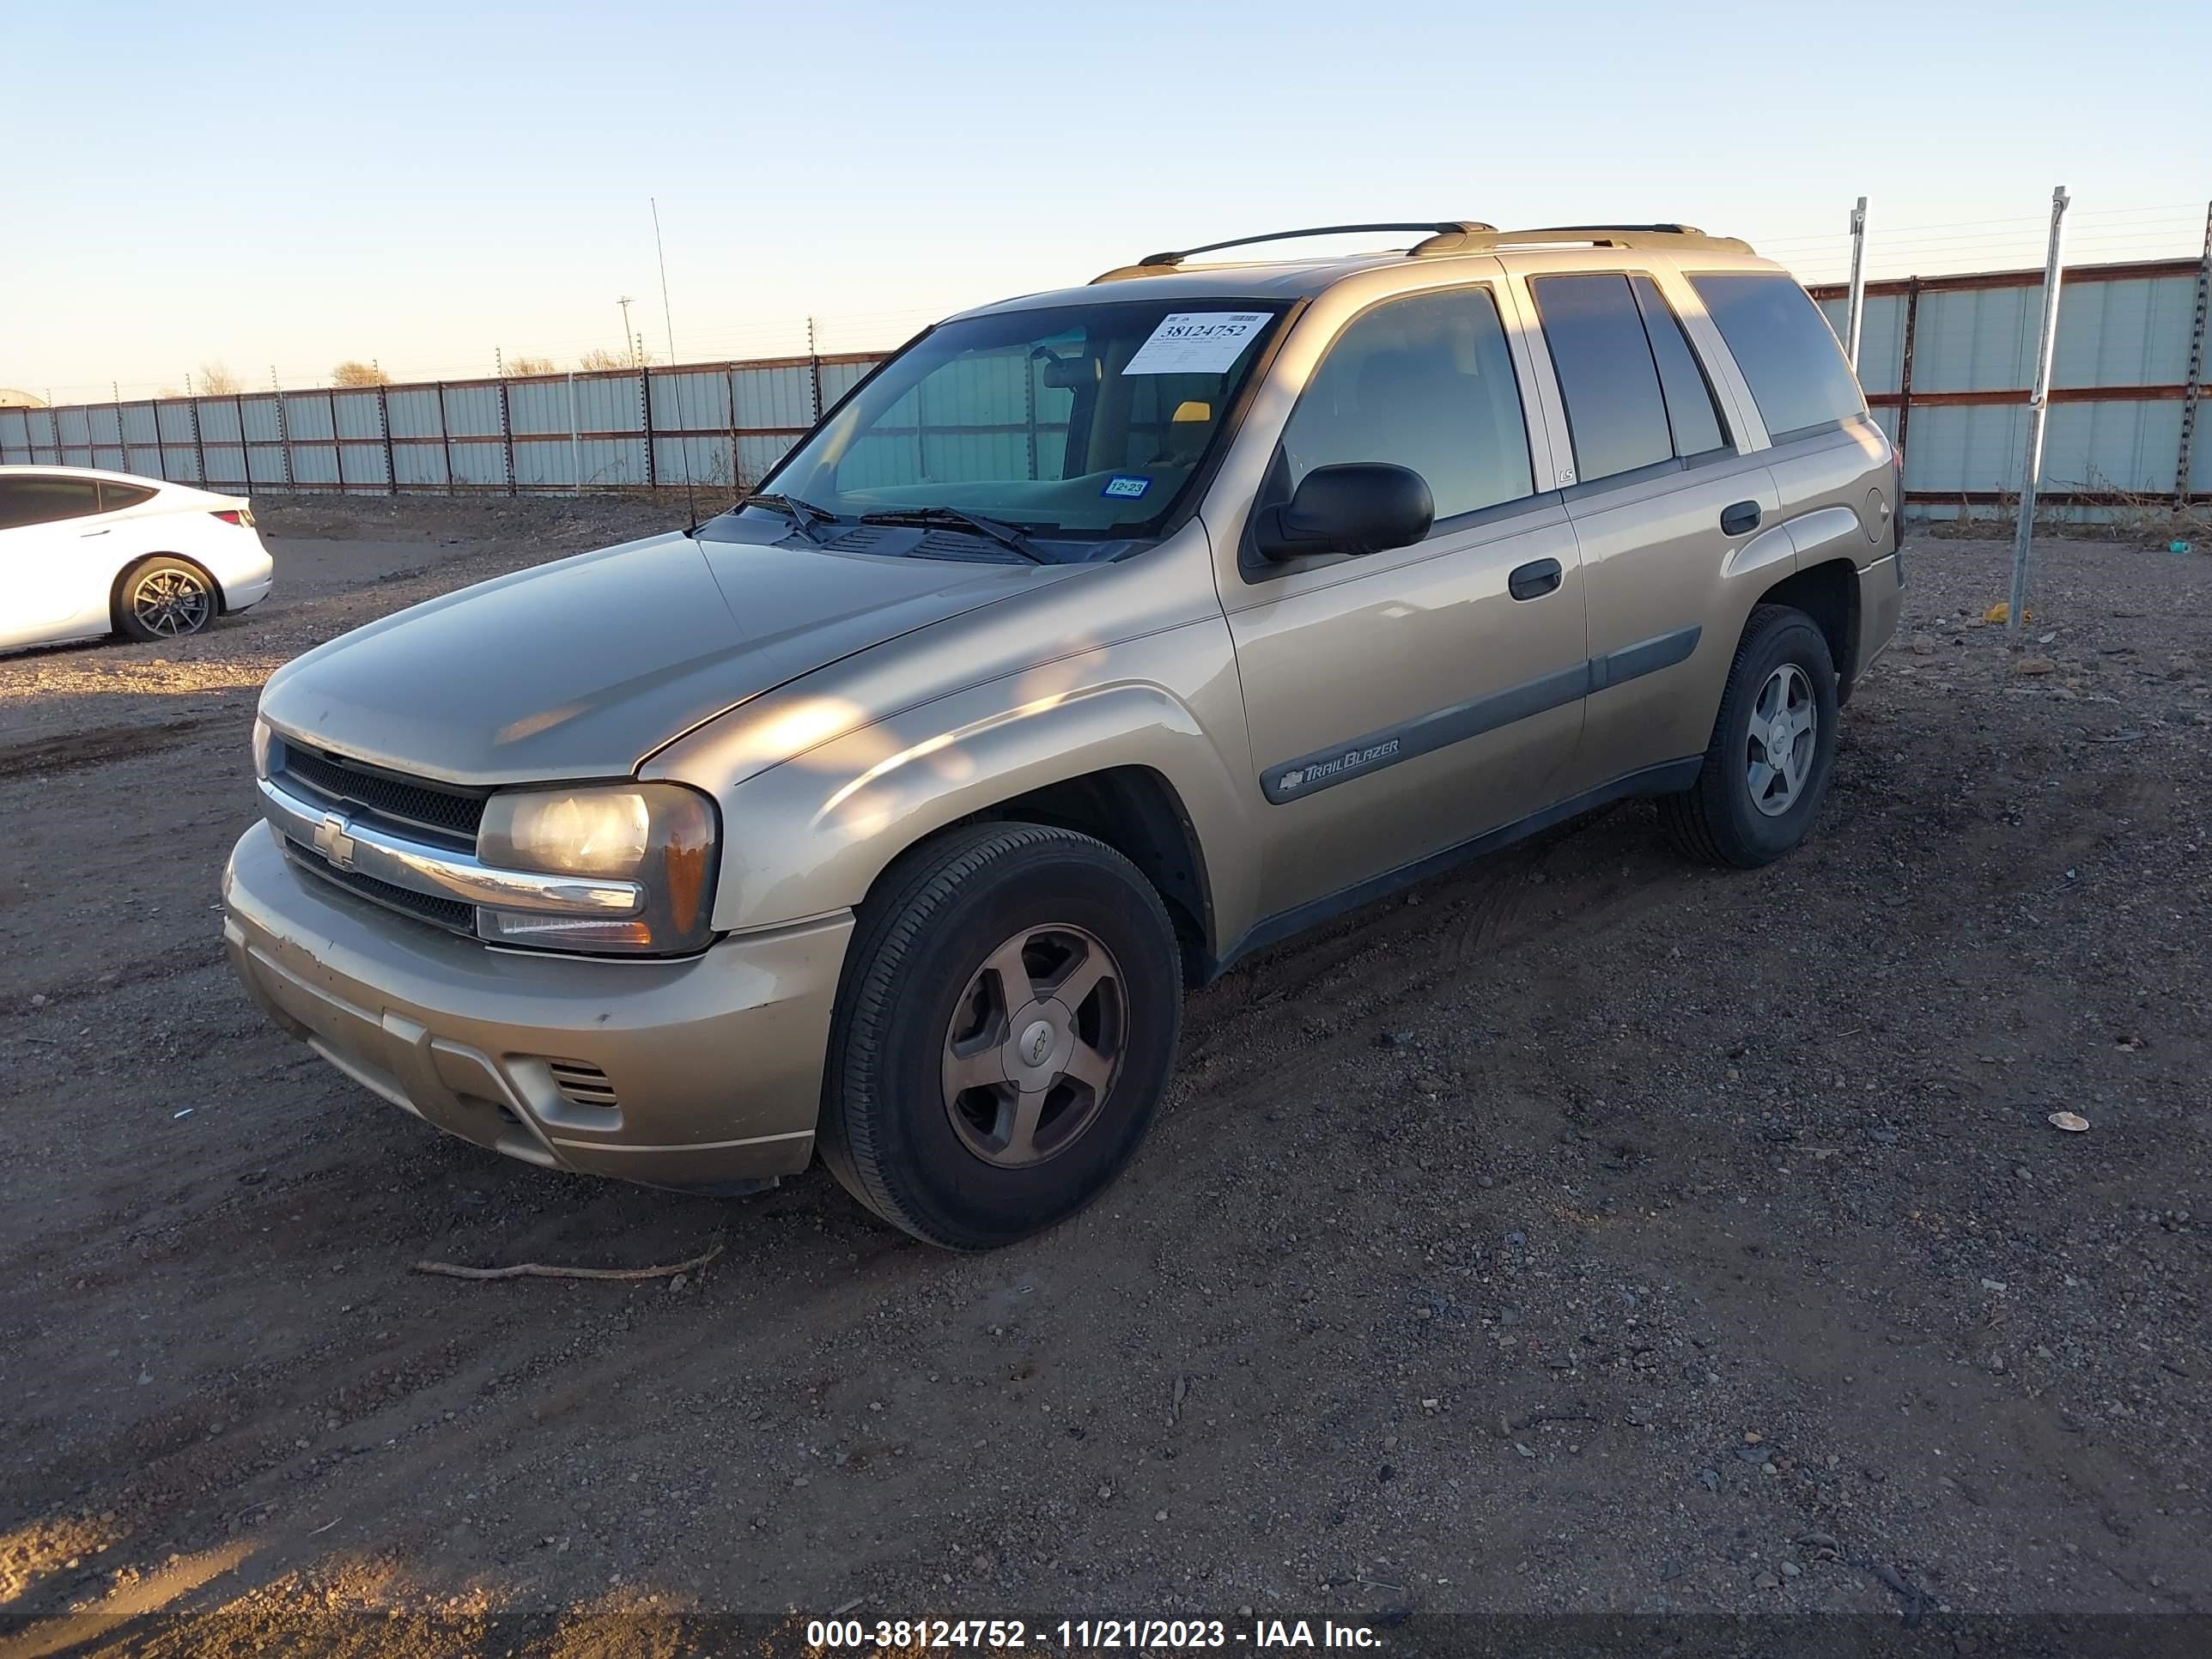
[[856, 505, 1053, 565], [744, 491, 839, 544]]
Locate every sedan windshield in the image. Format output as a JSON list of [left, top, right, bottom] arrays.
[[754, 298, 1287, 544]]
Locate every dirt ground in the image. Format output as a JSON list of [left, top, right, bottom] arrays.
[[1, 496, 2207, 1656]]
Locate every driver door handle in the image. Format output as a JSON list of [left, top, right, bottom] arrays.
[[1508, 558, 1562, 601], [80, 527, 111, 537], [1720, 501, 1761, 536]]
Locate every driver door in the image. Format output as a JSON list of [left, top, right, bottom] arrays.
[[1220, 283, 1590, 925]]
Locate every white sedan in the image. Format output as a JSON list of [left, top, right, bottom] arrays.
[[0, 465, 275, 653]]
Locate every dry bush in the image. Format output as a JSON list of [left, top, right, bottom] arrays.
[[331, 361, 390, 387], [504, 355, 556, 377], [576, 346, 654, 372], [197, 362, 244, 394]]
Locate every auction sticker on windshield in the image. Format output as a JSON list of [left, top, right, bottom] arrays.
[[1123, 313, 1267, 375]]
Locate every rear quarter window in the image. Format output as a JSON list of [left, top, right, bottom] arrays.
[[99, 481, 157, 513], [1688, 271, 1867, 441]]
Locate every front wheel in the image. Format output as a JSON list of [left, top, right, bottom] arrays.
[[1659, 604, 1840, 867], [116, 557, 216, 641], [817, 822, 1183, 1249]]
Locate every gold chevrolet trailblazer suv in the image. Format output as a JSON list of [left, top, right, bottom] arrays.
[[224, 222, 1905, 1249]]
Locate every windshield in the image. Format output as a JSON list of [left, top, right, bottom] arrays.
[[756, 298, 1288, 541]]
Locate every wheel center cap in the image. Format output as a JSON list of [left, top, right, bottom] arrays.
[[1019, 1019, 1055, 1068], [1771, 719, 1792, 756]]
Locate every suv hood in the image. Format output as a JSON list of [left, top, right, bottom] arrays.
[[259, 526, 1060, 784]]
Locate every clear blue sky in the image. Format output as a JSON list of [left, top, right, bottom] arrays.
[[3, 0, 2203, 398]]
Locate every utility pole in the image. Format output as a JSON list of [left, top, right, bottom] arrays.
[[2007, 185, 2070, 635], [617, 295, 635, 365]]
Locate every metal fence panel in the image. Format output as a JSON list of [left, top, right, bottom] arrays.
[[448, 438, 507, 486], [204, 444, 251, 489], [337, 443, 388, 488], [197, 400, 241, 443], [506, 378, 573, 438], [653, 435, 734, 490], [2050, 276, 2196, 389], [281, 392, 334, 441], [649, 369, 732, 432], [392, 441, 448, 489], [159, 446, 201, 482], [818, 358, 877, 406], [384, 387, 444, 439], [576, 437, 647, 488], [333, 390, 384, 440], [240, 395, 283, 442], [733, 364, 816, 430], [568, 374, 642, 436], [736, 434, 797, 485], [441, 384, 503, 438]]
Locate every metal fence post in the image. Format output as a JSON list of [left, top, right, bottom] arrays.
[[1893, 276, 1922, 473], [806, 316, 823, 423], [328, 389, 343, 493], [568, 370, 581, 494], [497, 375, 516, 497], [236, 394, 252, 489], [435, 382, 454, 495], [2177, 201, 2211, 512], [272, 373, 294, 491], [1844, 196, 1869, 371], [2008, 185, 2071, 634], [189, 397, 206, 485], [377, 382, 395, 495], [641, 363, 656, 490]]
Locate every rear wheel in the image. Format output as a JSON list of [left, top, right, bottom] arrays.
[[1659, 604, 1839, 867], [817, 822, 1182, 1249], [116, 557, 216, 641]]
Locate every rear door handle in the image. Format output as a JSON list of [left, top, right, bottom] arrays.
[[80, 527, 111, 538], [1508, 558, 1562, 601], [1720, 501, 1761, 536]]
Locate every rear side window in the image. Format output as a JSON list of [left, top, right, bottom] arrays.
[[99, 481, 156, 513], [0, 477, 102, 530], [1531, 275, 1674, 484], [1280, 286, 1534, 523], [1630, 276, 1729, 457], [1687, 271, 1867, 441]]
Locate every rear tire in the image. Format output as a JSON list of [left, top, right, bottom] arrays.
[[817, 822, 1182, 1249], [1659, 604, 1839, 867], [115, 557, 217, 641]]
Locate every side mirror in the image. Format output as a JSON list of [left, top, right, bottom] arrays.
[[1252, 463, 1433, 562]]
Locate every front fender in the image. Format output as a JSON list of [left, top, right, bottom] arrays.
[[644, 617, 1261, 951]]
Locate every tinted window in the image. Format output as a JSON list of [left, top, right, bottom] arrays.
[[1631, 276, 1728, 457], [99, 481, 156, 513], [1532, 275, 1674, 484], [1280, 287, 1534, 522], [1688, 271, 1867, 440], [0, 477, 102, 530]]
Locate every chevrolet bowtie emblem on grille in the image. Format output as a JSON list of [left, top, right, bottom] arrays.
[[312, 811, 357, 871]]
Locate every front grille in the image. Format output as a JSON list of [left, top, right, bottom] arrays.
[[547, 1061, 619, 1109], [276, 744, 487, 847], [283, 837, 477, 933]]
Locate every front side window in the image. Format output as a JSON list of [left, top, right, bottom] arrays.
[[1278, 287, 1534, 524], [0, 477, 102, 530], [1688, 270, 1868, 441], [755, 298, 1288, 547]]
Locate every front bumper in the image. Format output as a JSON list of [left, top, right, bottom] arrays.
[[221, 822, 852, 1190]]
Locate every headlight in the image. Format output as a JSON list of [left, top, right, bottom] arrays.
[[476, 783, 719, 955], [251, 716, 278, 780]]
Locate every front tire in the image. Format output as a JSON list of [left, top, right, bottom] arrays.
[[1659, 604, 1839, 867], [116, 557, 216, 641], [818, 822, 1183, 1249]]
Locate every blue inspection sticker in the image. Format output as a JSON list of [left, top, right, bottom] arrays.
[[1101, 475, 1152, 500]]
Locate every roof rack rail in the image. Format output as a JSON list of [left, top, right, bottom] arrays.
[[1091, 221, 1753, 283], [1462, 224, 1754, 253], [1093, 222, 1497, 283]]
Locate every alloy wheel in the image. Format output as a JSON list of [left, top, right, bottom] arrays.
[[131, 568, 212, 637], [1746, 662, 1816, 817], [939, 922, 1126, 1168]]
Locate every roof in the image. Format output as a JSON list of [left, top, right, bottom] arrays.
[[0, 462, 225, 493], [956, 222, 1766, 319]]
